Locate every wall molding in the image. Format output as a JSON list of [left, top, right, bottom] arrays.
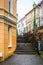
[[0, 15, 17, 25], [0, 8, 17, 20]]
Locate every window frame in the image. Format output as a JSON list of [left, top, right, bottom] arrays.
[[8, 0, 13, 14], [8, 26, 12, 48]]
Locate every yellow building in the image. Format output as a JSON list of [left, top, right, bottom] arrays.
[[25, 0, 43, 34], [0, 0, 17, 62], [25, 4, 40, 33]]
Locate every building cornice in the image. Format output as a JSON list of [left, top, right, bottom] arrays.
[[0, 8, 17, 20], [0, 15, 17, 25], [25, 5, 40, 16], [4, 21, 16, 29], [25, 1, 43, 16]]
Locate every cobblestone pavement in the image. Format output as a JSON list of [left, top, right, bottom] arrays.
[[0, 54, 43, 65]]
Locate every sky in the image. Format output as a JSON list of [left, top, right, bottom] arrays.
[[17, 0, 41, 21]]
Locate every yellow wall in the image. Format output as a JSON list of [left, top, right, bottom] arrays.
[[0, 0, 17, 62], [26, 6, 40, 32]]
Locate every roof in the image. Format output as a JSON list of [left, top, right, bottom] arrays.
[[38, 0, 43, 6], [25, 0, 43, 16]]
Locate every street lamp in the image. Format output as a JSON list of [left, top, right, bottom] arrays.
[[33, 2, 41, 54], [33, 2, 37, 32]]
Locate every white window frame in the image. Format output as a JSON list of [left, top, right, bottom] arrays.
[[0, 53, 3, 57], [8, 27, 12, 48]]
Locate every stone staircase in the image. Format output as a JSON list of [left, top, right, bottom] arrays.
[[15, 43, 37, 54]]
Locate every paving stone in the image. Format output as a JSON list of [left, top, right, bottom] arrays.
[[0, 55, 43, 65]]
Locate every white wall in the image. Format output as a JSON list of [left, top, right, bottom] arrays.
[[17, 18, 27, 35], [17, 22, 22, 35]]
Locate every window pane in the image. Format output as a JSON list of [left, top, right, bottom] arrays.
[[8, 26, 12, 47], [8, 0, 13, 13]]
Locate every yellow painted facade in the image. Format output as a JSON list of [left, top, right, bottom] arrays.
[[25, 6, 40, 33], [0, 0, 17, 62]]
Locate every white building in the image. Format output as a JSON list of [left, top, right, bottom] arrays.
[[17, 16, 27, 35]]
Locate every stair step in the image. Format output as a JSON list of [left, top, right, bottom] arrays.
[[16, 43, 37, 54], [15, 50, 37, 54], [16, 50, 36, 52], [15, 52, 37, 54]]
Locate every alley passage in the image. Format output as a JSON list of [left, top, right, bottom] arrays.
[[0, 55, 43, 65]]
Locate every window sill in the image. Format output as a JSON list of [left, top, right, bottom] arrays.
[[8, 45, 12, 48], [0, 53, 3, 57]]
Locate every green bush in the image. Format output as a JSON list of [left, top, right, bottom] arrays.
[[40, 51, 43, 58]]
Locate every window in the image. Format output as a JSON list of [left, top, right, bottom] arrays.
[[32, 11, 34, 16], [26, 26, 28, 32], [8, 26, 12, 48], [27, 14, 31, 19], [41, 7, 43, 15], [40, 7, 43, 16], [19, 29, 20, 33], [40, 18, 43, 26], [29, 22, 31, 29], [40, 6, 43, 26], [31, 22, 33, 29], [36, 19, 38, 25], [22, 23, 24, 26], [35, 9, 38, 15], [27, 22, 31, 31], [8, 0, 13, 13], [24, 28, 25, 33], [18, 24, 20, 28]]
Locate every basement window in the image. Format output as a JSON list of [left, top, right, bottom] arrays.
[[8, 26, 12, 48]]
